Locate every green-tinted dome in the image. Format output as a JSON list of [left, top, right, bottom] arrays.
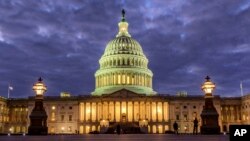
[[92, 10, 156, 95], [103, 36, 144, 57]]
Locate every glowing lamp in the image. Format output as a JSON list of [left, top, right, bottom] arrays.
[[33, 77, 47, 96], [201, 76, 215, 96]]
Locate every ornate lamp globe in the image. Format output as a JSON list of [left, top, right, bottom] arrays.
[[201, 76, 215, 97], [33, 77, 47, 97]]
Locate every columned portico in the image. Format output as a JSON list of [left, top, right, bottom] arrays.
[[78, 89, 169, 134]]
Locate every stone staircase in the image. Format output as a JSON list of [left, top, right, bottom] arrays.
[[105, 122, 143, 134]]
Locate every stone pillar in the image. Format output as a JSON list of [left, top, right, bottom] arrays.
[[124, 73, 127, 84], [96, 102, 98, 121], [132, 101, 134, 122], [109, 74, 111, 85], [90, 102, 92, 122], [107, 101, 110, 120], [144, 101, 146, 119], [150, 102, 152, 122], [144, 74, 146, 86], [112, 73, 114, 85], [237, 106, 240, 121], [138, 101, 141, 120], [84, 102, 86, 122], [102, 75, 104, 86], [100, 75, 102, 87], [135, 74, 138, 85], [126, 102, 128, 121], [120, 101, 122, 122], [101, 102, 103, 119], [80, 103, 82, 121], [156, 102, 159, 122], [162, 102, 164, 122], [114, 101, 116, 122]]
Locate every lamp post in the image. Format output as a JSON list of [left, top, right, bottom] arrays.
[[200, 76, 220, 134], [28, 77, 48, 135]]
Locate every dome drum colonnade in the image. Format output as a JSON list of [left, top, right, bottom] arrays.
[[92, 10, 156, 95]]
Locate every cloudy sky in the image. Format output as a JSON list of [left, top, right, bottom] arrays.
[[0, 0, 250, 98]]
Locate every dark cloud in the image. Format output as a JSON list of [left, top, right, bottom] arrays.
[[0, 0, 250, 98]]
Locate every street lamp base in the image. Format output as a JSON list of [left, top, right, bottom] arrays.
[[200, 126, 220, 134], [28, 126, 48, 135]]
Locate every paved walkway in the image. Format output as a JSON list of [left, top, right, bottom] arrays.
[[0, 134, 229, 141]]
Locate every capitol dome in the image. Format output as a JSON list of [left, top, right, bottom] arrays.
[[92, 10, 156, 95]]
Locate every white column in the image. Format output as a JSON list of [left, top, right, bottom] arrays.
[[126, 102, 128, 121], [132, 101, 134, 122], [150, 102, 152, 122], [120, 101, 122, 122], [114, 101, 116, 121], [84, 102, 86, 122]]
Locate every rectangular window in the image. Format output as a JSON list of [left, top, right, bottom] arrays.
[[127, 76, 130, 84], [51, 112, 55, 121], [69, 115, 72, 121], [61, 115, 64, 121], [184, 114, 188, 121], [118, 74, 121, 84], [176, 115, 179, 120]]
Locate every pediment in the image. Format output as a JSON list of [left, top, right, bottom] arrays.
[[102, 89, 145, 98]]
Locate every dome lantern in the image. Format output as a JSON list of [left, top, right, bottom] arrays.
[[116, 9, 131, 37]]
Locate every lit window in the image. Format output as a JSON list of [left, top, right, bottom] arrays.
[[127, 76, 130, 84], [184, 114, 188, 121], [51, 112, 55, 121], [118, 74, 121, 84], [52, 106, 56, 110]]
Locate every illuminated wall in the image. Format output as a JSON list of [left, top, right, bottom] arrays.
[[0, 98, 9, 133], [2, 94, 250, 134]]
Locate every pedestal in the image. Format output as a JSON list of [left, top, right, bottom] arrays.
[[28, 99, 48, 135], [200, 97, 220, 134]]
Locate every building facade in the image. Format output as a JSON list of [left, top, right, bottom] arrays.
[[1, 93, 250, 134], [0, 11, 249, 134]]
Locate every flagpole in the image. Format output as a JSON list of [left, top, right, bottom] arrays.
[[240, 81, 243, 97], [8, 83, 10, 99]]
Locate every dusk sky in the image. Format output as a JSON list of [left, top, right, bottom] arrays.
[[0, 0, 250, 98]]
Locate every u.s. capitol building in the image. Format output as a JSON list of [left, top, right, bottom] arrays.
[[0, 11, 249, 134]]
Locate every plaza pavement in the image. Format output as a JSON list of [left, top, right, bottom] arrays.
[[0, 134, 229, 141]]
